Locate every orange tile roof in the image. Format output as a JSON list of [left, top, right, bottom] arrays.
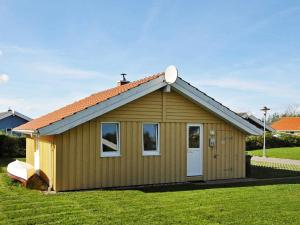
[[16, 73, 163, 131], [271, 117, 300, 131]]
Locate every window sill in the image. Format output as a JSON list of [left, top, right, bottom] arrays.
[[100, 153, 121, 158], [143, 151, 160, 156]]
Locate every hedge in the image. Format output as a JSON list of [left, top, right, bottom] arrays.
[[246, 132, 300, 150], [0, 135, 26, 157]]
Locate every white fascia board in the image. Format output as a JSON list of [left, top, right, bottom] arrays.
[[38, 76, 167, 135], [12, 129, 36, 135], [171, 78, 263, 135]]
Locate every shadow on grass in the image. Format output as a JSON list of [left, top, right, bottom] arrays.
[[250, 165, 300, 179], [136, 178, 300, 193], [115, 165, 300, 193]]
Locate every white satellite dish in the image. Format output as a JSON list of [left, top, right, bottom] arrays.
[[164, 65, 178, 84]]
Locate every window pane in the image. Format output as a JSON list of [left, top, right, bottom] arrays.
[[102, 123, 118, 152], [143, 124, 158, 151], [189, 126, 200, 148]]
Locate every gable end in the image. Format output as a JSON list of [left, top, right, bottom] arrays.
[[171, 78, 262, 135]]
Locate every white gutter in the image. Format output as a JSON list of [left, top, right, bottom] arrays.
[[12, 128, 37, 136]]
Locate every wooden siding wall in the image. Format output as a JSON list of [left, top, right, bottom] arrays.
[[203, 124, 246, 180], [26, 136, 55, 188], [39, 136, 55, 186], [54, 90, 246, 191], [26, 137, 34, 166]]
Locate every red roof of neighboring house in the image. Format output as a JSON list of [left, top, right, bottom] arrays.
[[15, 73, 163, 131], [271, 117, 300, 131]]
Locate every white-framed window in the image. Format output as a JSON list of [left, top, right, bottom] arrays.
[[5, 128, 12, 135], [142, 123, 160, 156], [100, 122, 120, 157]]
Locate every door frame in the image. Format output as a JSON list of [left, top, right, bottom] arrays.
[[186, 123, 204, 177]]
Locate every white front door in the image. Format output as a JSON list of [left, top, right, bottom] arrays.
[[34, 138, 40, 172], [187, 124, 203, 176]]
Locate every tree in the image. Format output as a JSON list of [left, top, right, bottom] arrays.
[[267, 112, 281, 124], [282, 104, 300, 117], [266, 105, 300, 125]]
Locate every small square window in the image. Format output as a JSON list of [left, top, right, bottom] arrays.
[[143, 123, 160, 156], [100, 122, 120, 157]]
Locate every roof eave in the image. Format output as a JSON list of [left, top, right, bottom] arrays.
[[12, 128, 37, 135]]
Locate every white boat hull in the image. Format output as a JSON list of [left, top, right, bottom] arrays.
[[7, 160, 35, 181]]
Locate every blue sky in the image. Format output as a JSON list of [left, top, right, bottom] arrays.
[[0, 0, 300, 118]]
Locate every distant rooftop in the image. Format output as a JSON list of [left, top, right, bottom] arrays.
[[238, 112, 275, 132], [271, 117, 300, 131], [0, 109, 32, 122]]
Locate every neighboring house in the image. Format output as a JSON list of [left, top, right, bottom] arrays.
[[0, 109, 32, 135], [238, 113, 275, 132], [271, 117, 300, 134], [14, 71, 262, 191]]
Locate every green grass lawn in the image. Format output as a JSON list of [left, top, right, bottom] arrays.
[[1, 157, 300, 224], [0, 173, 300, 224], [247, 147, 300, 160]]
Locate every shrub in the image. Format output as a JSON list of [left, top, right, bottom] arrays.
[[0, 135, 26, 157], [246, 132, 300, 150]]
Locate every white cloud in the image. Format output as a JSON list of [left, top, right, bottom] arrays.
[[0, 74, 9, 84], [0, 50, 2, 56]]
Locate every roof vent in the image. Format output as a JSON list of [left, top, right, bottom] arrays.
[[117, 73, 130, 86], [8, 107, 12, 112]]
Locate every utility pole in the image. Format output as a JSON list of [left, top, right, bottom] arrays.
[[261, 106, 270, 158]]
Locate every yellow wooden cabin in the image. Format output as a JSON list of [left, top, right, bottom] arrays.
[[15, 69, 262, 191]]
